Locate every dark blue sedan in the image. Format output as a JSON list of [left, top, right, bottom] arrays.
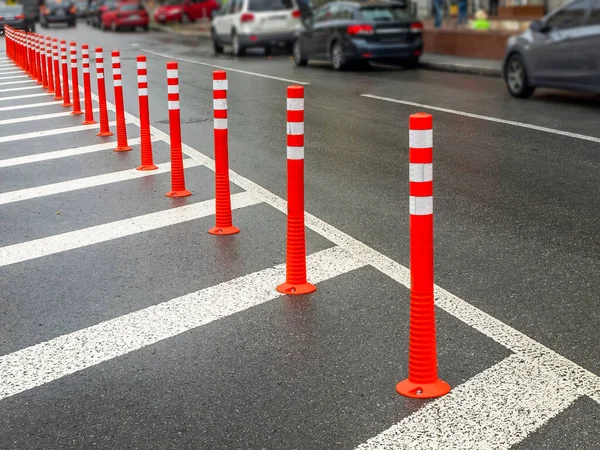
[[293, 0, 423, 70]]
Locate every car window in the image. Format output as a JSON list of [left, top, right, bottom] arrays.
[[120, 3, 141, 10], [359, 5, 412, 21], [0, 6, 22, 14], [588, 0, 600, 24], [313, 5, 329, 22], [233, 0, 243, 13], [247, 0, 293, 12], [546, 0, 588, 29]]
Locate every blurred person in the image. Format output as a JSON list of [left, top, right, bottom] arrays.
[[488, 0, 498, 16], [457, 0, 467, 25], [434, 0, 444, 28], [472, 8, 489, 30]]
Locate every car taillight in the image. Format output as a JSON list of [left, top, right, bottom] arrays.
[[291, 9, 301, 18], [240, 12, 254, 22], [69, 6, 76, 13], [15, 14, 25, 19], [409, 21, 423, 33], [0, 16, 4, 20], [347, 24, 374, 35], [42, 7, 49, 14]]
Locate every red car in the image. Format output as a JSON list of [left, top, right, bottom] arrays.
[[153, 0, 219, 25], [102, 1, 149, 31]]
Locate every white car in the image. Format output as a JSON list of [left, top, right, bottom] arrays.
[[211, 0, 302, 56]]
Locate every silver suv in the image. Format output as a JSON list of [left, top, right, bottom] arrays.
[[503, 0, 600, 98]]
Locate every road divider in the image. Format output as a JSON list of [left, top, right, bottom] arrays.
[[136, 55, 156, 170], [60, 40, 71, 108], [95, 47, 112, 134], [70, 42, 83, 116], [82, 45, 96, 125], [111, 50, 131, 151], [52, 38, 62, 101], [45, 37, 54, 94]]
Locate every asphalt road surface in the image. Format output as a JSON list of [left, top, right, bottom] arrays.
[[1, 22, 599, 450]]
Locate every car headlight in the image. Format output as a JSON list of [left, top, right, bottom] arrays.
[[169, 8, 182, 14]]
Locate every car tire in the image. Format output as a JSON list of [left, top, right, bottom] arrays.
[[330, 41, 346, 71], [264, 46, 272, 56], [401, 56, 419, 69], [505, 53, 535, 99], [143, 24, 149, 32], [212, 31, 224, 54], [68, 20, 76, 27], [232, 32, 245, 57], [293, 39, 308, 66]]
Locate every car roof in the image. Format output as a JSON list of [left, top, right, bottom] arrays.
[[324, 0, 406, 8]]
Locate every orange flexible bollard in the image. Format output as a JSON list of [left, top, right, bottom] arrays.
[[95, 48, 112, 135], [276, 85, 316, 295], [396, 113, 450, 399], [136, 56, 156, 170], [52, 38, 62, 101], [81, 45, 96, 125], [45, 37, 54, 94], [69, 42, 83, 115], [111, 51, 131, 150], [60, 40, 71, 107]]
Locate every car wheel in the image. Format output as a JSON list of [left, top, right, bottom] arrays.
[[401, 56, 419, 69], [143, 24, 149, 32], [232, 32, 245, 57], [264, 46, 272, 56], [331, 41, 346, 71], [293, 39, 308, 66], [68, 20, 76, 27], [505, 53, 535, 98], [212, 31, 224, 54]]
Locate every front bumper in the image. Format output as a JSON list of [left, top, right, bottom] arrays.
[[238, 31, 295, 48], [42, 14, 76, 23], [346, 37, 423, 61], [0, 20, 29, 31]]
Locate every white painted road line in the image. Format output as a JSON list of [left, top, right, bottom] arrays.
[[0, 159, 202, 205], [0, 246, 363, 401], [0, 138, 149, 168], [0, 108, 100, 126], [105, 82, 600, 407], [0, 101, 62, 112], [0, 80, 32, 86], [0, 85, 43, 93], [142, 49, 311, 86], [361, 94, 600, 145], [0, 120, 118, 143], [0, 70, 23, 75], [0, 92, 48, 102], [0, 74, 28, 80], [355, 354, 580, 450], [0, 191, 260, 268]]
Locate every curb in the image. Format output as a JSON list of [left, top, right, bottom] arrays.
[[419, 61, 502, 78], [149, 22, 210, 38]]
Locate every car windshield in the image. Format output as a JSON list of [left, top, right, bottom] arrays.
[[0, 6, 22, 14], [248, 0, 293, 12], [359, 6, 411, 21], [46, 0, 73, 6], [164, 0, 182, 5], [120, 3, 141, 10]]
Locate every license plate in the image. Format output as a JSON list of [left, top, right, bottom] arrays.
[[267, 15, 286, 20], [158, 15, 165, 20], [56, 10, 65, 16], [129, 14, 140, 19]]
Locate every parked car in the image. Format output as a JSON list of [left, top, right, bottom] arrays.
[[211, 0, 302, 56], [40, 0, 77, 27], [292, 0, 422, 70], [0, 4, 35, 32], [101, 0, 148, 31], [87, 0, 117, 27], [75, 0, 89, 17], [154, 0, 219, 25], [503, 0, 600, 98]]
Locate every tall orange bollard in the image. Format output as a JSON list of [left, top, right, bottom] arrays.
[[45, 37, 54, 94], [35, 35, 43, 84], [27, 34, 35, 79], [69, 42, 83, 116], [60, 40, 71, 107], [111, 50, 131, 151], [396, 113, 450, 399], [276, 86, 316, 295], [52, 39, 63, 101], [136, 55, 157, 170], [81, 45, 96, 125], [209, 70, 239, 235], [165, 62, 191, 197], [95, 48, 112, 136], [40, 35, 48, 89]]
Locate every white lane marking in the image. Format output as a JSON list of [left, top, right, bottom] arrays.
[[0, 138, 150, 169], [0, 74, 28, 80], [0, 92, 49, 102], [0, 191, 260, 268], [0, 246, 363, 401], [0, 80, 32, 86], [99, 82, 600, 407], [0, 101, 62, 112], [355, 355, 580, 450], [0, 159, 202, 205], [0, 108, 100, 126], [0, 70, 23, 75], [0, 121, 118, 144], [362, 94, 600, 145], [142, 49, 311, 86], [0, 85, 43, 93]]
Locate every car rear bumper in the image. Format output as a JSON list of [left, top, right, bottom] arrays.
[[238, 31, 295, 48], [42, 15, 75, 23], [347, 38, 423, 61], [115, 18, 149, 27], [0, 20, 29, 31], [154, 12, 182, 22]]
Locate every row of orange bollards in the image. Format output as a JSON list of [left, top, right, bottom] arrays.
[[4, 26, 450, 400]]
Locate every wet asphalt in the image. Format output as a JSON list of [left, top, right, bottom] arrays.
[[0, 22, 599, 449]]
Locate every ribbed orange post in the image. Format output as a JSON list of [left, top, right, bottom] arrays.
[[165, 62, 191, 197], [52, 38, 62, 101], [69, 42, 83, 116], [95, 48, 112, 135], [209, 70, 239, 235], [81, 44, 96, 125], [45, 37, 54, 94], [276, 85, 316, 295], [40, 35, 48, 89], [111, 51, 131, 150], [136, 55, 157, 170], [34, 35, 43, 84], [60, 40, 71, 107], [396, 113, 450, 399]]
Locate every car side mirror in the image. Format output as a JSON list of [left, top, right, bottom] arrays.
[[530, 19, 550, 33]]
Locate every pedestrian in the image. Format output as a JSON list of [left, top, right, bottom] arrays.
[[433, 0, 444, 28], [457, 0, 468, 25]]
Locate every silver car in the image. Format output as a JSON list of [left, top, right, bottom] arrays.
[[503, 0, 600, 98]]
